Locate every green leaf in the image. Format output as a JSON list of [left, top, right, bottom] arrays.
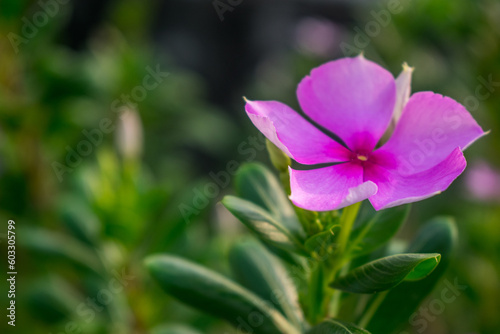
[[330, 253, 441, 294], [263, 243, 308, 270], [348, 204, 410, 258], [307, 319, 371, 333], [222, 196, 306, 254], [234, 163, 304, 239], [150, 324, 203, 334], [145, 255, 300, 334], [229, 239, 304, 329], [27, 276, 82, 324], [59, 198, 101, 246], [19, 227, 104, 275], [366, 217, 457, 333]]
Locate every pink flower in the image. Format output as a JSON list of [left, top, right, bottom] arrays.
[[294, 18, 342, 58], [465, 161, 500, 201], [244, 55, 485, 211]]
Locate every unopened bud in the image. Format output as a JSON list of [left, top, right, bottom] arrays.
[[116, 108, 143, 160], [266, 139, 291, 173]]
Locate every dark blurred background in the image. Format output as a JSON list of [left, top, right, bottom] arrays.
[[1, 0, 499, 333]]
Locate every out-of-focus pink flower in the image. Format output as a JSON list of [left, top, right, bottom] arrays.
[[244, 55, 485, 211], [295, 18, 342, 58], [465, 161, 500, 201]]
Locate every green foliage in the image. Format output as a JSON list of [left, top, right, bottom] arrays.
[[331, 253, 441, 294], [145, 255, 301, 334], [229, 239, 305, 329], [365, 218, 458, 333], [150, 324, 204, 334], [348, 204, 410, 258], [234, 163, 305, 239], [222, 196, 306, 254], [19, 226, 105, 275]]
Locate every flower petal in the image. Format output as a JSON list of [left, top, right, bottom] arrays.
[[366, 148, 467, 211], [378, 92, 485, 174], [289, 163, 378, 211], [245, 99, 351, 165], [297, 55, 396, 151], [392, 63, 414, 124]]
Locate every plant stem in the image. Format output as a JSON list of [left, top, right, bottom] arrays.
[[358, 291, 389, 328], [328, 264, 349, 318], [336, 202, 362, 256], [308, 261, 325, 324], [320, 202, 362, 320]]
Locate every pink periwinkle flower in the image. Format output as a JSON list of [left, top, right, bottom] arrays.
[[245, 55, 485, 211], [465, 161, 500, 201], [295, 18, 342, 58]]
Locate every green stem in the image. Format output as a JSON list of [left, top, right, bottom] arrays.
[[325, 202, 362, 284], [328, 264, 350, 318], [336, 202, 362, 256], [308, 261, 325, 324], [319, 202, 362, 321], [358, 291, 389, 328]]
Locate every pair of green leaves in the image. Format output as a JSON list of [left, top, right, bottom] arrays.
[[309, 218, 456, 333], [145, 239, 303, 334], [330, 205, 454, 298], [364, 218, 457, 333], [326, 203, 439, 295]]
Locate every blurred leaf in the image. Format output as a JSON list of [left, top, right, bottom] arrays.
[[235, 163, 305, 239], [366, 217, 458, 333], [331, 253, 441, 294], [262, 243, 308, 271], [27, 276, 82, 324], [145, 255, 300, 334], [229, 239, 304, 329], [60, 197, 101, 245], [222, 196, 306, 255], [348, 205, 410, 258], [19, 227, 104, 275], [307, 319, 371, 333], [150, 324, 203, 334]]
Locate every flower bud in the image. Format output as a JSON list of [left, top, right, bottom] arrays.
[[116, 108, 143, 160], [266, 139, 291, 173]]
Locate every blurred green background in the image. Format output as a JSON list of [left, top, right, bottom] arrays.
[[0, 0, 499, 333]]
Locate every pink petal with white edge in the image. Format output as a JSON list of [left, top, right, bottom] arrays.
[[377, 92, 485, 175], [245, 99, 351, 165], [297, 55, 396, 152], [366, 147, 467, 211], [289, 164, 378, 211]]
